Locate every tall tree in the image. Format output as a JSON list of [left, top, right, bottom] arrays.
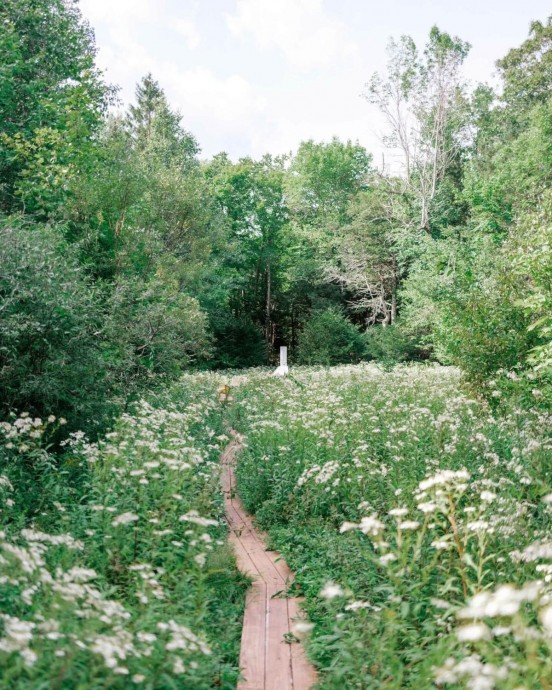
[[327, 179, 410, 326], [207, 154, 289, 356], [127, 73, 165, 143], [366, 26, 470, 230], [127, 74, 199, 167], [286, 138, 372, 226], [0, 0, 112, 217]]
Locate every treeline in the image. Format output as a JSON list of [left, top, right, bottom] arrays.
[[1, 0, 550, 434]]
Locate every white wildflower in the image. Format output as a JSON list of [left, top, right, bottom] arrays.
[[111, 512, 139, 527], [417, 501, 437, 513], [389, 507, 409, 517], [456, 623, 491, 642], [179, 511, 218, 527], [339, 521, 358, 533], [358, 514, 385, 537], [540, 605, 552, 635], [320, 582, 344, 599]]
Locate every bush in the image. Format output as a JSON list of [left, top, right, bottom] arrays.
[[103, 277, 211, 401], [364, 323, 429, 366], [0, 221, 109, 431], [297, 307, 365, 365], [209, 315, 267, 369]]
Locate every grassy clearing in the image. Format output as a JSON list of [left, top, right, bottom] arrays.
[[229, 364, 552, 690], [0, 373, 247, 689]]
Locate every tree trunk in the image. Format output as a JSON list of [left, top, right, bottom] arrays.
[[265, 261, 271, 354]]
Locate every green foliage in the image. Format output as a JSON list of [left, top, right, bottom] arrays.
[[205, 153, 289, 359], [2, 6, 551, 689], [509, 189, 552, 375], [363, 323, 428, 365], [209, 316, 267, 369], [0, 221, 109, 430], [297, 308, 365, 365], [286, 138, 371, 226], [103, 277, 211, 399], [395, 25, 552, 395], [497, 16, 552, 115], [0, 0, 112, 217]]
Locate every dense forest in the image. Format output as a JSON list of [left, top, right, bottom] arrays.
[[1, 0, 550, 438]]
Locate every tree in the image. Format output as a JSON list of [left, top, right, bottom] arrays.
[[497, 16, 552, 114], [127, 74, 199, 167], [326, 179, 410, 326], [286, 138, 372, 226], [207, 154, 289, 355], [366, 27, 470, 230], [127, 73, 165, 143], [103, 277, 211, 401], [279, 139, 373, 347], [0, 0, 112, 218], [0, 221, 109, 430], [297, 307, 365, 365], [398, 22, 552, 392]]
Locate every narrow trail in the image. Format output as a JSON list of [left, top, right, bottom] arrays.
[[221, 434, 318, 690]]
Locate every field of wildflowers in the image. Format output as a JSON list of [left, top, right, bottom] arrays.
[[2, 362, 551, 689], [229, 364, 552, 689], [0, 373, 247, 688]]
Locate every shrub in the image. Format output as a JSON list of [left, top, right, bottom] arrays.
[[297, 307, 365, 365], [363, 323, 429, 366], [0, 221, 109, 431], [209, 315, 267, 368], [103, 277, 211, 401]]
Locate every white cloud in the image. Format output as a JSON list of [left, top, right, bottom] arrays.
[[174, 19, 201, 50], [79, 0, 158, 23], [163, 65, 267, 127], [226, 0, 357, 71]]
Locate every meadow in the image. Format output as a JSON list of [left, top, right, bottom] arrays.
[[0, 374, 247, 689], [1, 363, 551, 689], [229, 364, 552, 690], [2, 4, 551, 688]]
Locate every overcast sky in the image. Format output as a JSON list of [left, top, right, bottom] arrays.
[[79, 0, 550, 162]]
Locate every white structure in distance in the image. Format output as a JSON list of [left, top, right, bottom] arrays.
[[273, 346, 289, 377]]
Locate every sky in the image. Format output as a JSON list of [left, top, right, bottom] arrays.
[[79, 0, 550, 163]]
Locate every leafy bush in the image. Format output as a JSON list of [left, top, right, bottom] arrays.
[[104, 276, 211, 399], [363, 323, 429, 366], [297, 308, 365, 365], [209, 315, 267, 368], [0, 221, 109, 431]]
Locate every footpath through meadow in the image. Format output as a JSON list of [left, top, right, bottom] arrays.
[[221, 433, 317, 690]]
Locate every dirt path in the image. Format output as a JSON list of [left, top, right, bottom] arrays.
[[221, 434, 318, 690]]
